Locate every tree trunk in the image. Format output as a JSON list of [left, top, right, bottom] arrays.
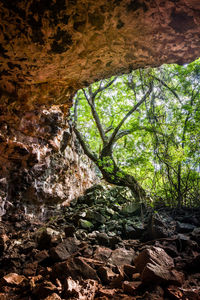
[[177, 163, 182, 208], [98, 154, 146, 202]]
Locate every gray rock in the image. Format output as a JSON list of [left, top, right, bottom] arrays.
[[176, 221, 195, 233]]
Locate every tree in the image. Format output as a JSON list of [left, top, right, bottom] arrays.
[[73, 75, 153, 202], [146, 61, 200, 207], [72, 60, 200, 207]]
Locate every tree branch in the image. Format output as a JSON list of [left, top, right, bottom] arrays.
[[93, 77, 118, 98], [108, 85, 153, 145], [73, 96, 79, 126], [82, 88, 107, 144], [88, 100, 107, 143], [73, 127, 98, 163], [82, 88, 89, 102], [113, 126, 167, 143], [151, 75, 181, 104]]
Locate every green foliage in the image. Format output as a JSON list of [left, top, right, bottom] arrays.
[[71, 59, 200, 207]]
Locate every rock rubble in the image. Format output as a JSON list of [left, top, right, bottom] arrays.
[[0, 185, 200, 299]]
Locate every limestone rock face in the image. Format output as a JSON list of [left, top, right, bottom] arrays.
[[0, 0, 200, 208]]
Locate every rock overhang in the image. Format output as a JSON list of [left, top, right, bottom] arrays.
[[0, 0, 200, 106]]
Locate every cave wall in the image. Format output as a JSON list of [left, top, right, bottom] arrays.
[[0, 0, 200, 209], [0, 101, 97, 215]]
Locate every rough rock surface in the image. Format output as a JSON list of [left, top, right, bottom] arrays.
[[0, 186, 200, 299], [0, 0, 200, 101], [0, 106, 96, 212], [1, 0, 200, 208]]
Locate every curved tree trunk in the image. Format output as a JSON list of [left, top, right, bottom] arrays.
[[98, 153, 146, 202]]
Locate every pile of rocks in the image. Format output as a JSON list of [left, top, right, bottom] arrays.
[[0, 185, 200, 299]]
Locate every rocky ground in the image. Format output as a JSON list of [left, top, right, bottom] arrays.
[[0, 185, 200, 299]]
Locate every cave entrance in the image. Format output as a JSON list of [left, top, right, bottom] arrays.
[[71, 59, 200, 209]]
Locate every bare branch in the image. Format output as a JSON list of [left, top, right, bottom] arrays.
[[81, 77, 117, 144], [82, 88, 89, 102], [73, 96, 79, 126], [86, 99, 106, 143], [73, 127, 98, 163], [151, 75, 182, 104], [82, 88, 107, 144], [93, 77, 117, 98]]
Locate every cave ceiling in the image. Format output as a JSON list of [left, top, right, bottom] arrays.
[[0, 0, 200, 107]]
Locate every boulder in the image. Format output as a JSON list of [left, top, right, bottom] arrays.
[[134, 246, 183, 285], [95, 232, 110, 247], [53, 256, 99, 282], [191, 227, 200, 245], [23, 261, 38, 276], [123, 265, 138, 279], [50, 237, 80, 261], [93, 247, 112, 262], [98, 288, 117, 298], [108, 248, 135, 266]]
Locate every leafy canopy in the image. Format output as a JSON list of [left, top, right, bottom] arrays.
[[71, 59, 200, 207]]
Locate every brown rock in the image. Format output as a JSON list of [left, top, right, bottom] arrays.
[[147, 285, 165, 300], [134, 246, 183, 285], [97, 266, 116, 284], [50, 244, 70, 261], [53, 256, 100, 282], [21, 241, 36, 254], [35, 250, 49, 263], [32, 280, 58, 299], [93, 247, 112, 262], [64, 277, 98, 300], [50, 237, 80, 261], [132, 273, 141, 280], [37, 228, 62, 250], [98, 288, 117, 298], [110, 274, 124, 288], [135, 246, 174, 273], [30, 275, 43, 289], [44, 294, 61, 300], [0, 294, 8, 300], [123, 265, 138, 279], [23, 261, 38, 276], [122, 281, 142, 296], [108, 248, 135, 266], [167, 286, 184, 299], [180, 288, 200, 300], [0, 234, 9, 255], [2, 273, 26, 286]]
